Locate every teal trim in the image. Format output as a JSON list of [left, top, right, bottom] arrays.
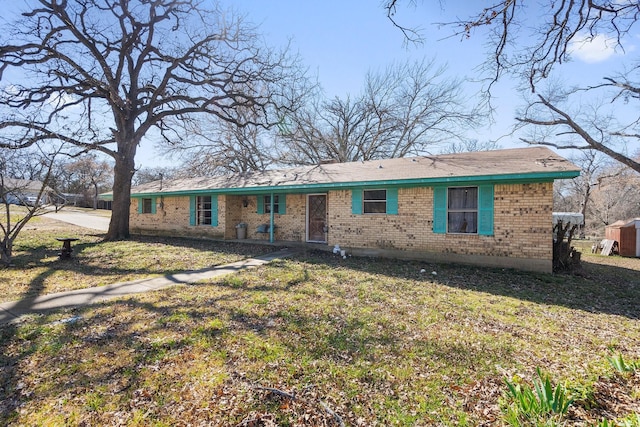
[[136, 197, 156, 214], [257, 195, 264, 214], [478, 185, 494, 235], [386, 188, 398, 215], [351, 189, 363, 214], [433, 187, 447, 233], [189, 196, 196, 226], [258, 194, 285, 215], [278, 194, 286, 215], [211, 195, 218, 227], [269, 192, 275, 243], [128, 170, 578, 198]]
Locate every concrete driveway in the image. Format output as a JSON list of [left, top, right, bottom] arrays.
[[44, 208, 110, 231]]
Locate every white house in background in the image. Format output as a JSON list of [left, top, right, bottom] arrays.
[[0, 178, 52, 206]]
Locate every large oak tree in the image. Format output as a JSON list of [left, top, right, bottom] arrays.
[[0, 0, 303, 239]]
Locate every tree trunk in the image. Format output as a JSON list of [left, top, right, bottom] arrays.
[[92, 181, 98, 210], [1, 237, 12, 266], [553, 221, 580, 272], [105, 149, 136, 241]]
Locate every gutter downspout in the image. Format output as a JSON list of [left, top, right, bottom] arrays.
[[269, 192, 275, 243]]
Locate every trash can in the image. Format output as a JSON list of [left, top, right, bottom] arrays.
[[235, 223, 247, 239]]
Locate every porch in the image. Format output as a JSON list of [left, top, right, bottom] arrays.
[[223, 193, 328, 244]]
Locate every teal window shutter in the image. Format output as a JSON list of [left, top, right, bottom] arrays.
[[478, 185, 494, 235], [189, 196, 196, 226], [137, 198, 143, 214], [278, 194, 286, 214], [433, 187, 446, 233], [211, 195, 219, 226], [351, 189, 363, 214], [257, 195, 264, 214], [151, 197, 157, 214], [387, 188, 398, 215]]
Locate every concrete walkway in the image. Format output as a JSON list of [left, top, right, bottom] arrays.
[[0, 248, 296, 325], [44, 209, 110, 231]]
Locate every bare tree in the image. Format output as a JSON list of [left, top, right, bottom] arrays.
[[440, 139, 501, 154], [132, 166, 177, 186], [516, 86, 640, 174], [0, 145, 59, 266], [278, 59, 480, 164], [63, 154, 113, 209], [589, 168, 640, 227], [0, 0, 304, 240], [382, 1, 640, 172], [385, 1, 639, 86], [164, 109, 276, 176], [552, 150, 619, 223]]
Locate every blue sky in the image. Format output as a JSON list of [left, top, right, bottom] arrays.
[[237, 0, 488, 98], [4, 1, 634, 167]]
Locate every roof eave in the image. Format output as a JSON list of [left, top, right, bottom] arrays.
[[129, 170, 581, 198]]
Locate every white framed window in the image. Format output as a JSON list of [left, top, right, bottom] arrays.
[[447, 187, 478, 233], [141, 198, 153, 214], [363, 189, 387, 214], [196, 195, 213, 225], [264, 195, 280, 214]]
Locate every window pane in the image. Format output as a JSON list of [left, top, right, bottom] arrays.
[[142, 198, 152, 214], [264, 195, 279, 214], [364, 201, 387, 214], [448, 212, 478, 233], [197, 196, 212, 225], [448, 187, 478, 210], [364, 190, 386, 201]]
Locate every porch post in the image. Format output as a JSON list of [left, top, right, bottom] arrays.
[[269, 192, 275, 243]]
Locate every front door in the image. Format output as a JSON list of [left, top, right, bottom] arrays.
[[307, 194, 327, 242]]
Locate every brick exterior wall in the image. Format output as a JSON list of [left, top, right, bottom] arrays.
[[130, 182, 554, 271], [130, 195, 226, 239], [326, 183, 553, 264], [225, 194, 307, 241]]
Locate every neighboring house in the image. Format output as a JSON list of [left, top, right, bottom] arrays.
[[126, 147, 580, 272], [605, 219, 640, 258], [0, 178, 52, 206]]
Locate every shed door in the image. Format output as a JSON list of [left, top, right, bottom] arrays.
[[307, 194, 327, 243]]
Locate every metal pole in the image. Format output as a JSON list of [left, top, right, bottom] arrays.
[[269, 192, 275, 243]]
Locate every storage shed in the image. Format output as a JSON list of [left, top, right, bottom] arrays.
[[605, 219, 640, 258]]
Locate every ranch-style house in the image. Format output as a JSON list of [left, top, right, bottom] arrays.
[[126, 147, 580, 273]]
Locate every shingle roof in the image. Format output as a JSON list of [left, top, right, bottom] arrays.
[[131, 146, 580, 196], [607, 218, 640, 228], [1, 178, 52, 193]]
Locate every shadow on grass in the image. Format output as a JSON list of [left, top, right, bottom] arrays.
[[294, 250, 640, 320], [0, 267, 518, 425], [0, 234, 282, 424], [0, 265, 60, 422]]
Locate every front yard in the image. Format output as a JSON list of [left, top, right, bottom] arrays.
[[0, 219, 639, 426]]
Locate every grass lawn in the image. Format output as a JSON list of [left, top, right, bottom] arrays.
[[1, 221, 639, 426], [0, 216, 278, 303]]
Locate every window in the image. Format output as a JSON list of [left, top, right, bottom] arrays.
[[196, 195, 213, 225], [257, 194, 286, 215], [189, 195, 218, 226], [433, 185, 493, 235], [363, 189, 387, 214], [141, 198, 153, 214], [351, 188, 398, 215], [447, 187, 478, 233], [138, 197, 155, 214], [264, 195, 280, 214]]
